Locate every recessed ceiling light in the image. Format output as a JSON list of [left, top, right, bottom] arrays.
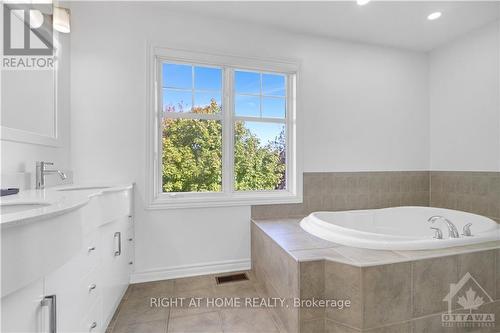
[[427, 12, 442, 20], [357, 0, 371, 6]]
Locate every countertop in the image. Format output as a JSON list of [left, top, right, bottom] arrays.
[[0, 184, 133, 228]]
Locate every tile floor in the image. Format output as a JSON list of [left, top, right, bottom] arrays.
[[107, 271, 286, 333]]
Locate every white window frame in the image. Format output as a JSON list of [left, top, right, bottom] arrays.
[[146, 44, 302, 209]]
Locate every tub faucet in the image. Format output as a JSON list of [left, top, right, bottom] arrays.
[[36, 161, 67, 189], [462, 223, 473, 236], [428, 215, 460, 238]]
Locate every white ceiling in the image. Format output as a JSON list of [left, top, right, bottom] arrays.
[[167, 1, 500, 51]]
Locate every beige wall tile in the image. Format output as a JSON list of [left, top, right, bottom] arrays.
[[324, 261, 362, 329], [363, 321, 412, 333], [251, 171, 497, 221], [299, 260, 325, 321], [290, 248, 349, 263], [497, 249, 500, 300], [457, 250, 496, 299], [253, 219, 303, 236], [333, 246, 406, 266], [272, 231, 335, 251], [362, 262, 412, 329], [252, 171, 431, 219], [287, 254, 300, 299], [452, 301, 499, 333], [412, 313, 457, 333], [431, 171, 500, 222], [251, 224, 300, 333], [300, 318, 325, 333], [324, 320, 361, 333], [413, 256, 458, 317]]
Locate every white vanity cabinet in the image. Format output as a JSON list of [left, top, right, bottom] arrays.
[[1, 186, 134, 333], [1, 278, 45, 333], [100, 215, 133, 325]]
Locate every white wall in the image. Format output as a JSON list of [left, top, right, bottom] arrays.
[[69, 2, 429, 281], [0, 33, 72, 188], [429, 20, 500, 171]]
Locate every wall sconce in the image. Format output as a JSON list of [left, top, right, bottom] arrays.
[[53, 7, 70, 33]]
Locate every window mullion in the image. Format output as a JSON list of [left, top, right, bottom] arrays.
[[156, 58, 163, 196], [222, 67, 234, 195], [191, 66, 195, 111], [259, 73, 263, 118]]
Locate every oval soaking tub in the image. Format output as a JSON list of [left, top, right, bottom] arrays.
[[300, 206, 500, 250]]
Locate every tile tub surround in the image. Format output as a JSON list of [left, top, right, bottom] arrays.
[[251, 171, 500, 224], [430, 171, 500, 222], [251, 219, 500, 332], [252, 171, 430, 219]]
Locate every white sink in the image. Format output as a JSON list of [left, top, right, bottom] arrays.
[[0, 202, 51, 215], [57, 186, 110, 192]]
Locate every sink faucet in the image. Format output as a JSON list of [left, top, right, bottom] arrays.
[[35, 161, 67, 189], [428, 215, 460, 238]]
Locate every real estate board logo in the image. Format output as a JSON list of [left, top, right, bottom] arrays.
[[442, 272, 496, 329], [2, 3, 54, 69]]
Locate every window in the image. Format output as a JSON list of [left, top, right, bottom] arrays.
[[162, 63, 223, 193], [148, 47, 301, 208]]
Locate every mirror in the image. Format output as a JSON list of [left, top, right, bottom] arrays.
[[0, 3, 59, 146], [1, 69, 56, 139]]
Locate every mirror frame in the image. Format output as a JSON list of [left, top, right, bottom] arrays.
[[1, 31, 61, 147]]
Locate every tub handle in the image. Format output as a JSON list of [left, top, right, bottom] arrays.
[[462, 223, 473, 237], [430, 227, 443, 239]]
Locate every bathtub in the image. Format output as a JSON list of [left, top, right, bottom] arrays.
[[300, 206, 500, 250]]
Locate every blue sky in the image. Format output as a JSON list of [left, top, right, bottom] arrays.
[[244, 122, 285, 147], [163, 63, 286, 144]]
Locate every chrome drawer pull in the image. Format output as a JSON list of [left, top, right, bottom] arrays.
[[88, 284, 97, 292], [89, 321, 97, 330], [114, 232, 122, 256], [41, 295, 57, 333]]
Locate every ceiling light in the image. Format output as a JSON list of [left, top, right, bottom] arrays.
[[53, 7, 71, 33], [357, 0, 371, 6], [427, 12, 442, 21]]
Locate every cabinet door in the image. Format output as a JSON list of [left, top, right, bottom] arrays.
[[100, 216, 130, 326], [1, 278, 44, 333], [44, 230, 101, 333]]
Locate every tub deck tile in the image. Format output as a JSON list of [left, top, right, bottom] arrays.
[[253, 219, 500, 267]]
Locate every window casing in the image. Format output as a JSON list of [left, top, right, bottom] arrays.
[[147, 46, 302, 209]]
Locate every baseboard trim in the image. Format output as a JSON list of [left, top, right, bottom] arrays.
[[130, 259, 251, 283]]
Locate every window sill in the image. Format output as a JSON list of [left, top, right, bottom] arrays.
[[146, 192, 302, 210]]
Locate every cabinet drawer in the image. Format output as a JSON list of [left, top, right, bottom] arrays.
[[48, 266, 100, 332], [80, 297, 103, 333], [78, 267, 100, 312], [44, 231, 99, 301], [99, 189, 132, 225], [81, 198, 102, 236], [81, 230, 100, 274]]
